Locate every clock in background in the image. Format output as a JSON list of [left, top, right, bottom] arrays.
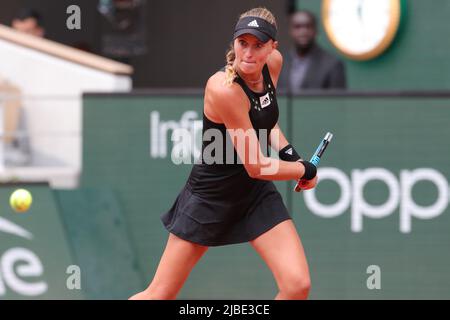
[[322, 0, 405, 61]]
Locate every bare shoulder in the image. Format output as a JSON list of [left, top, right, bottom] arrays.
[[205, 71, 247, 110], [204, 72, 253, 131], [206, 72, 238, 96]]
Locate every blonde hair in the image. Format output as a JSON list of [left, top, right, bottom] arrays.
[[224, 7, 277, 86]]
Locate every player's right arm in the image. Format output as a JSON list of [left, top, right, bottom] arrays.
[[204, 73, 307, 181]]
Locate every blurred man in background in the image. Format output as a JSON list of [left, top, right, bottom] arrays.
[[279, 10, 346, 93], [11, 8, 45, 38]]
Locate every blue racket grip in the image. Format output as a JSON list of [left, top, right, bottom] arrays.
[[310, 155, 321, 166]]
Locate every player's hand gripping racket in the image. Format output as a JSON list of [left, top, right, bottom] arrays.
[[294, 132, 333, 192]]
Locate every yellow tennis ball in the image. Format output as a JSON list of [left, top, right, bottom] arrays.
[[10, 189, 33, 213]]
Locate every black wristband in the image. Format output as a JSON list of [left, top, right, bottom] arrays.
[[279, 144, 302, 162], [300, 160, 317, 180]]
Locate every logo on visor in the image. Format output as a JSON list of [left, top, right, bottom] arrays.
[[247, 20, 259, 28]]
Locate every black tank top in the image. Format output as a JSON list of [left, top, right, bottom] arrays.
[[200, 64, 279, 166]]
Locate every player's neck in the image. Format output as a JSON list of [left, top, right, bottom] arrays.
[[235, 66, 264, 91]]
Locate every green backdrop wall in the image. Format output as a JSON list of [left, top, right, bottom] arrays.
[[80, 92, 450, 299], [2, 93, 449, 299], [0, 185, 83, 299], [0, 184, 142, 299]]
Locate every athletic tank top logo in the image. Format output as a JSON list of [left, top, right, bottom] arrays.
[[260, 92, 271, 108]]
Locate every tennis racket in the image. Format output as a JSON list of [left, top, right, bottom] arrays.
[[294, 132, 333, 192]]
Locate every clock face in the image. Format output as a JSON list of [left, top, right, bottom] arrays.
[[322, 0, 401, 60]]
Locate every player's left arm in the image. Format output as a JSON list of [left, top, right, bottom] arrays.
[[266, 49, 297, 154], [267, 48, 283, 87], [269, 123, 289, 152], [266, 48, 317, 188], [266, 49, 289, 152]]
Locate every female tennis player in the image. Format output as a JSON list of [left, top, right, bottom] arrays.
[[130, 7, 318, 300]]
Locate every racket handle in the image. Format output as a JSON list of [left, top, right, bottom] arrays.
[[293, 132, 333, 193]]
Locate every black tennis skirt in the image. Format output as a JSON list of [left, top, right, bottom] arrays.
[[161, 163, 291, 246]]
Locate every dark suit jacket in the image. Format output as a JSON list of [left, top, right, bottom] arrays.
[[278, 44, 347, 92]]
